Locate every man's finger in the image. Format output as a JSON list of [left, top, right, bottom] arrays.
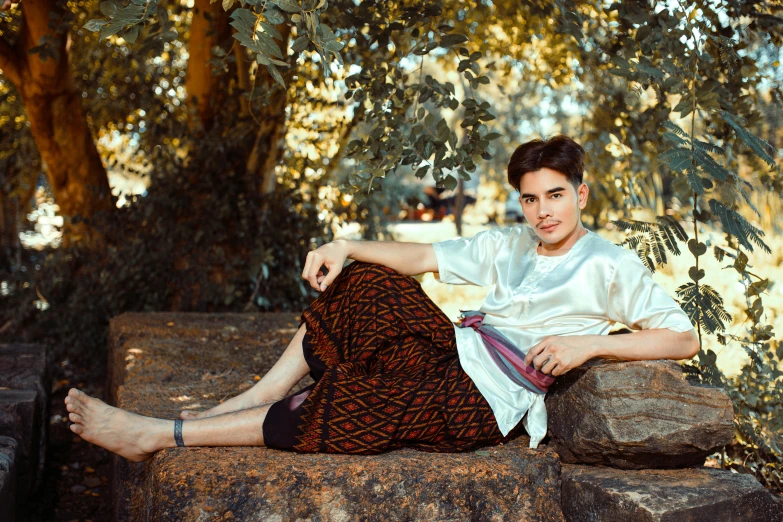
[[302, 251, 314, 280], [525, 342, 545, 366], [541, 357, 558, 375], [306, 254, 323, 290], [532, 351, 550, 371], [320, 264, 342, 291]]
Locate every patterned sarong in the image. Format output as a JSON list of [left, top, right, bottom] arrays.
[[262, 261, 526, 454]]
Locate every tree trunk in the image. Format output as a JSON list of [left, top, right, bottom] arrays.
[[455, 176, 465, 236], [245, 25, 292, 200], [186, 0, 231, 132], [0, 0, 113, 247]]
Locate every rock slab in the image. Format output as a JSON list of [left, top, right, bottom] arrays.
[[545, 359, 734, 469], [147, 440, 562, 522], [561, 464, 783, 521], [108, 312, 565, 522], [0, 389, 39, 500], [0, 436, 17, 522], [0, 343, 49, 495]]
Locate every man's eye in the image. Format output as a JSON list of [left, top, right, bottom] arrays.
[[552, 193, 561, 198]]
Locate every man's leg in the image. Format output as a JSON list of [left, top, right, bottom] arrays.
[[65, 388, 273, 463], [181, 322, 311, 419]]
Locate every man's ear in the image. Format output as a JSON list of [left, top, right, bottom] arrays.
[[578, 183, 589, 209]]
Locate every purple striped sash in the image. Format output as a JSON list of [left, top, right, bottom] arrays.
[[458, 310, 555, 394]]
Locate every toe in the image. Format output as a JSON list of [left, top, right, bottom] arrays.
[[70, 423, 83, 434], [69, 412, 83, 424]]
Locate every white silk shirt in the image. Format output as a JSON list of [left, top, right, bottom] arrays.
[[431, 224, 695, 449]]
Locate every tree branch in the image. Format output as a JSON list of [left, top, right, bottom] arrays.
[[0, 36, 21, 87]]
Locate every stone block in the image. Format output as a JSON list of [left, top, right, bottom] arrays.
[[0, 389, 39, 500], [545, 360, 734, 469], [561, 464, 783, 521], [0, 343, 49, 494], [108, 312, 565, 522], [0, 436, 17, 522]]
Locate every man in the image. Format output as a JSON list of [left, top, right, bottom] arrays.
[[64, 135, 699, 462]]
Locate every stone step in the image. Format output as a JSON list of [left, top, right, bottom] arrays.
[[545, 359, 734, 469], [107, 312, 782, 521], [561, 464, 783, 521], [0, 343, 49, 497], [108, 312, 565, 522], [0, 389, 40, 500], [0, 436, 17, 522]]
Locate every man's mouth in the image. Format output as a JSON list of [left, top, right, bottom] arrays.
[[540, 223, 559, 232]]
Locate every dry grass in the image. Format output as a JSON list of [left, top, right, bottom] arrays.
[[388, 221, 783, 378]]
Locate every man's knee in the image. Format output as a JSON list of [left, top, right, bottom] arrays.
[[342, 260, 401, 281]]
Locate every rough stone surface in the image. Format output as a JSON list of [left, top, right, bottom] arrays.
[[561, 464, 783, 521], [545, 359, 734, 469], [0, 389, 39, 498], [0, 343, 49, 493], [108, 312, 565, 522], [0, 436, 17, 522]]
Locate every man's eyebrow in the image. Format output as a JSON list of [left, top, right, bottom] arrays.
[[520, 187, 566, 198]]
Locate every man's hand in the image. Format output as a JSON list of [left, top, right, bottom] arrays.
[[302, 240, 350, 292], [524, 335, 596, 376]]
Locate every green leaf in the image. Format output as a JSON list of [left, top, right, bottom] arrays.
[[686, 170, 705, 195], [291, 35, 309, 52], [99, 0, 119, 16], [99, 22, 126, 40], [275, 0, 301, 13], [693, 149, 730, 182], [660, 148, 692, 172], [443, 174, 458, 191], [708, 199, 771, 254], [259, 21, 282, 40], [675, 282, 730, 334], [436, 118, 450, 142], [719, 110, 777, 170], [223, 0, 235, 10], [440, 33, 469, 47], [256, 31, 284, 58], [324, 39, 344, 52], [84, 19, 108, 32], [266, 62, 286, 88], [122, 24, 140, 44], [264, 8, 286, 25]]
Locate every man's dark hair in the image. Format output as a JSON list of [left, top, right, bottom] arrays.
[[507, 135, 586, 191]]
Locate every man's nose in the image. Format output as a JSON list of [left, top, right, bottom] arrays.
[[537, 202, 552, 218]]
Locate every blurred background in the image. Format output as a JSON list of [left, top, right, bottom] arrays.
[[1, 0, 781, 517]]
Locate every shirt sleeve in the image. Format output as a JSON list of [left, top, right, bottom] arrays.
[[606, 252, 695, 333], [431, 227, 507, 286]]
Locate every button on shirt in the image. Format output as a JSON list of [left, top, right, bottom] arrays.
[[431, 224, 695, 449]]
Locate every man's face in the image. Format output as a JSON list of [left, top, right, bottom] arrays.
[[517, 167, 588, 247]]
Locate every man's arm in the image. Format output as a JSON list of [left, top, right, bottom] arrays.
[[302, 239, 438, 292], [583, 328, 700, 361], [524, 328, 700, 376], [345, 240, 438, 276]]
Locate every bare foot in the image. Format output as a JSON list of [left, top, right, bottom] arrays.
[[180, 388, 284, 420], [65, 388, 168, 462]]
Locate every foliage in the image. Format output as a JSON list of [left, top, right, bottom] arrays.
[[0, 125, 327, 372], [82, 0, 590, 200], [593, 0, 783, 493], [1, 0, 782, 495]]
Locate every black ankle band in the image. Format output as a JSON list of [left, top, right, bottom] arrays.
[[174, 419, 185, 447]]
